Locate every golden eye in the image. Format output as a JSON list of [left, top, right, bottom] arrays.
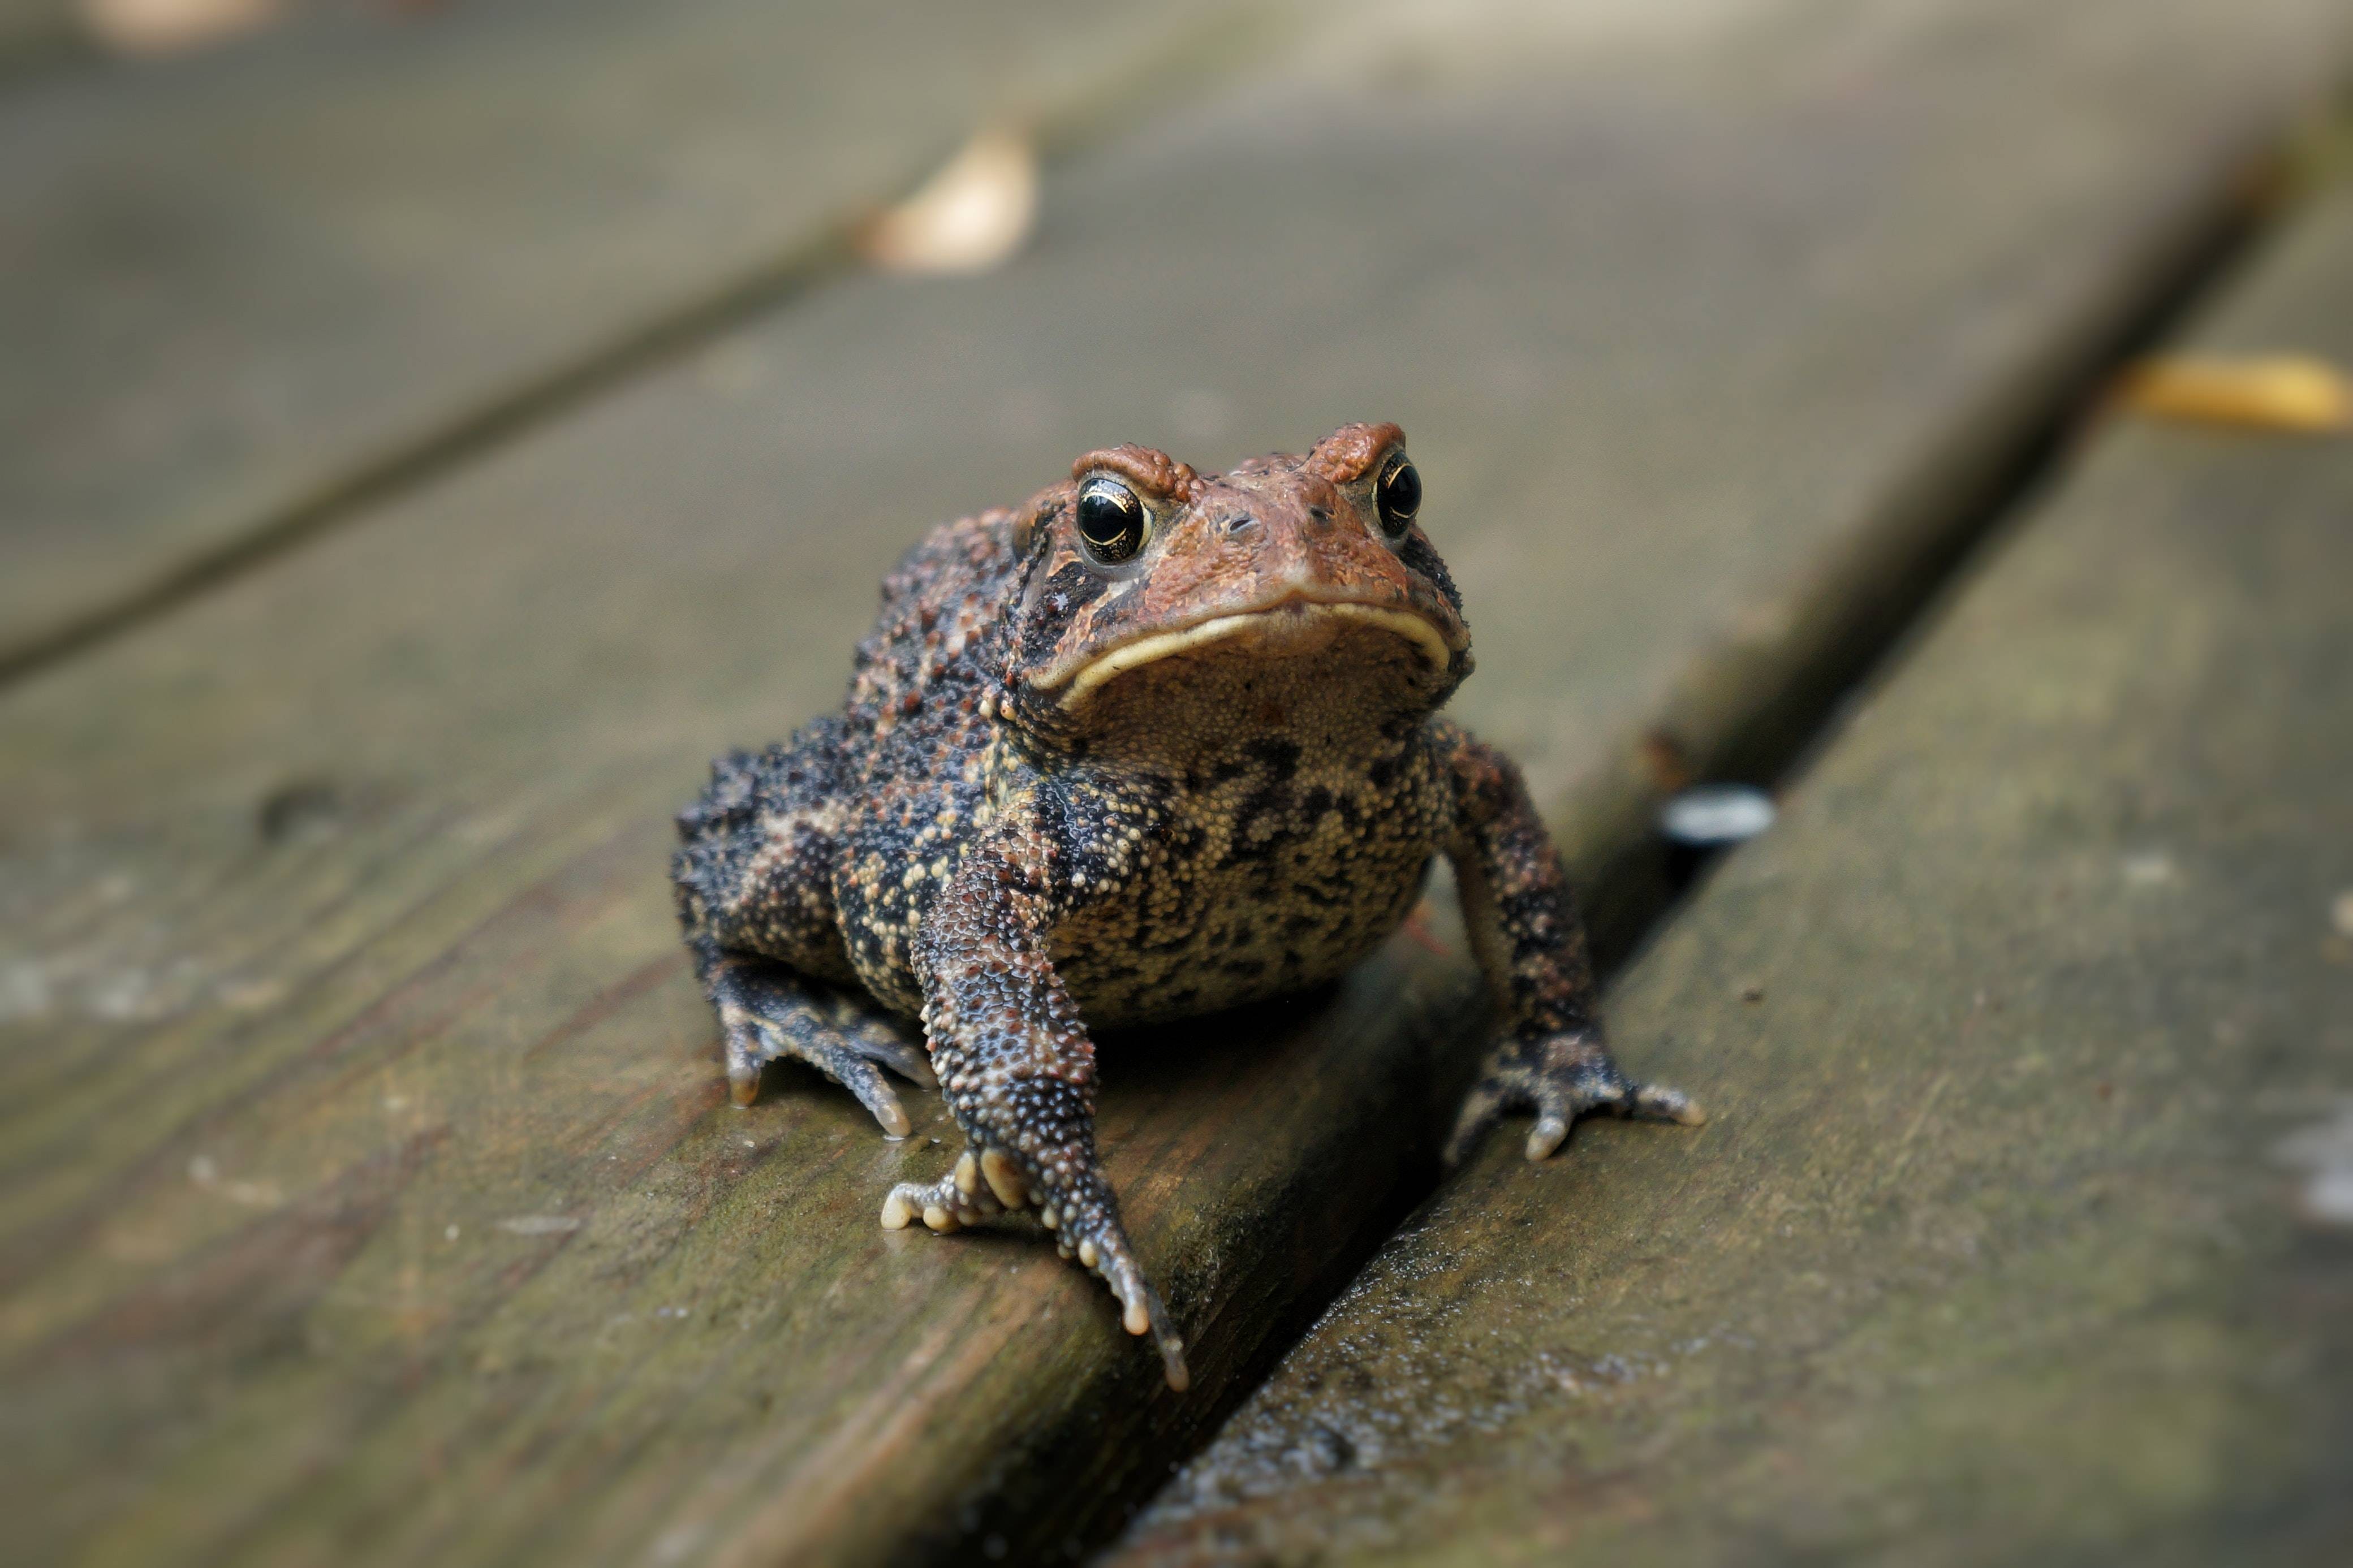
[[1374, 454, 1421, 538], [1076, 478, 1149, 564]]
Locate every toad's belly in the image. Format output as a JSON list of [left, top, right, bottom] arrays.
[[1050, 818, 1438, 1029]]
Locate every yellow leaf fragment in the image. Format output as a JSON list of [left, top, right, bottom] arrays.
[[859, 128, 1039, 278], [2119, 353, 2353, 434]]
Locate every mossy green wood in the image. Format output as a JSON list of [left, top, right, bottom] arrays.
[[0, 0, 1244, 673], [2, 2, 2348, 1563], [1123, 176, 2353, 1568]]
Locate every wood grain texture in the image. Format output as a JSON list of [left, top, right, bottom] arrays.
[[1121, 169, 2353, 1568], [3, 2, 2348, 1563], [0, 0, 1246, 673]]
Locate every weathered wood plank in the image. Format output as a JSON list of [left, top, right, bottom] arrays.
[[3, 2, 2348, 1563], [0, 0, 72, 68], [1121, 166, 2353, 1568], [0, 0, 1244, 673]]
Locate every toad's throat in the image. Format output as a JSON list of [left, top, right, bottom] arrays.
[[1049, 600, 1454, 708]]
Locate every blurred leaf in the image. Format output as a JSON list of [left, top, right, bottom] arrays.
[[2119, 353, 2353, 434], [80, 0, 280, 56], [858, 127, 1039, 277]]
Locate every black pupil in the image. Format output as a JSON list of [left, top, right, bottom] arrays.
[[1377, 459, 1421, 534], [1077, 482, 1146, 562]]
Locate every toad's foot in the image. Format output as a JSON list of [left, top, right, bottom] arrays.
[[1445, 1030, 1705, 1166], [713, 962, 933, 1136], [881, 1145, 1189, 1392]]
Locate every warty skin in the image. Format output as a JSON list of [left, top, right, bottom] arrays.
[[671, 422, 1702, 1389]]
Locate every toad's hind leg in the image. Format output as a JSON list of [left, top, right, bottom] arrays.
[[695, 943, 933, 1136], [673, 730, 929, 1135]]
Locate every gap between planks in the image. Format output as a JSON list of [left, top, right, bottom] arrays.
[[1029, 121, 2315, 1563]]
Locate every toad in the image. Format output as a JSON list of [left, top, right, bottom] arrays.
[[672, 423, 1702, 1390]]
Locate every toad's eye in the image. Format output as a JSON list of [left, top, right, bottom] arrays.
[[1374, 453, 1421, 538], [1076, 478, 1149, 564]]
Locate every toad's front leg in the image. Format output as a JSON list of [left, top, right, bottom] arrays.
[[1437, 721, 1706, 1164], [878, 794, 1188, 1390]]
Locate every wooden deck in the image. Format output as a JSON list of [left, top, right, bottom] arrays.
[[0, 0, 1242, 676], [3, 2, 2350, 1563], [1120, 169, 2353, 1568]]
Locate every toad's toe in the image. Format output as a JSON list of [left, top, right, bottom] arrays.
[[1453, 1031, 1705, 1165], [877, 1141, 1189, 1390]]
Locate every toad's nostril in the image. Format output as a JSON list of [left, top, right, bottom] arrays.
[[1222, 515, 1262, 538], [1306, 506, 1330, 527]]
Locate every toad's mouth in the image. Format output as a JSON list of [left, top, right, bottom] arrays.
[[1046, 597, 1457, 708]]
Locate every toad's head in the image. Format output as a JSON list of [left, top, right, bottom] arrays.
[[999, 422, 1472, 757]]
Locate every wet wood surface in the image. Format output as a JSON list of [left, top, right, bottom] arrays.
[[1121, 168, 2353, 1568], [0, 0, 1239, 673], [3, 2, 2350, 1563]]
